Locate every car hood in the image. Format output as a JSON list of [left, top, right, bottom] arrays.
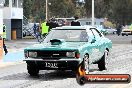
[[25, 42, 87, 51]]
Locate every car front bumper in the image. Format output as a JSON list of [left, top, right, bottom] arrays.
[[121, 32, 132, 35], [24, 58, 82, 70]]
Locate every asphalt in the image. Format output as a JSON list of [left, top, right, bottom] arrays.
[[0, 35, 132, 88], [0, 44, 132, 88], [105, 34, 132, 44]]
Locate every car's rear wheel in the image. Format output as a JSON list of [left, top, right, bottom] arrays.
[[76, 76, 86, 85], [76, 55, 89, 84], [27, 64, 39, 76], [122, 34, 124, 36], [98, 50, 108, 71], [83, 54, 89, 74]]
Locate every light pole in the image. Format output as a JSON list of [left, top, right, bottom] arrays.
[[46, 0, 48, 20], [92, 0, 94, 26]]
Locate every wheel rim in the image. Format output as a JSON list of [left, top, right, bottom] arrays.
[[105, 50, 108, 58], [105, 50, 109, 64], [84, 55, 89, 74]]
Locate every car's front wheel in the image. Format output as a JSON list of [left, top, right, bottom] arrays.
[[27, 64, 39, 76], [98, 50, 108, 71]]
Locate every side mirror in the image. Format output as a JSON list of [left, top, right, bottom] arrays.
[[91, 39, 96, 43]]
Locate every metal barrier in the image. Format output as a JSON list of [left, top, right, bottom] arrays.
[[23, 16, 44, 43]]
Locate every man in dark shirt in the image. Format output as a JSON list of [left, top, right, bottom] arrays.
[[48, 18, 59, 29], [71, 16, 81, 26]]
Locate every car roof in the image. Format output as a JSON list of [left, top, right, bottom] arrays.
[[52, 26, 96, 30]]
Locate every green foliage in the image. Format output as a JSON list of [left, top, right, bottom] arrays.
[[84, 0, 132, 25], [49, 0, 76, 18], [23, 0, 132, 25], [109, 0, 132, 25], [23, 0, 33, 19], [23, 0, 82, 21], [23, 0, 88, 21], [104, 21, 116, 28], [84, 0, 92, 17]]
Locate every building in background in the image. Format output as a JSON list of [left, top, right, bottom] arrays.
[[78, 18, 104, 26], [3, 0, 23, 40]]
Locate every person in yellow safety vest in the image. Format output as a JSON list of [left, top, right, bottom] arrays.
[[41, 20, 49, 37], [3, 24, 6, 39], [3, 24, 8, 55], [130, 24, 132, 31]]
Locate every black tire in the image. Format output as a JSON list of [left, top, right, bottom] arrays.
[[98, 50, 108, 71], [76, 76, 86, 85], [122, 34, 124, 36], [27, 64, 39, 76]]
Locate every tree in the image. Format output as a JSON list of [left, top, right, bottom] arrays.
[[84, 0, 92, 18], [23, 0, 85, 20], [23, 0, 33, 19], [84, 0, 112, 18], [109, 0, 132, 25], [49, 0, 76, 18], [95, 0, 105, 18]]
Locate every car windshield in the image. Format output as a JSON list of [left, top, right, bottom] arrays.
[[43, 29, 88, 42]]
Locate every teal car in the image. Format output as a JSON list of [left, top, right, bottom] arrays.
[[24, 26, 112, 76]]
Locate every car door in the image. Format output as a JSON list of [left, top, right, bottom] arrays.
[[90, 28, 103, 61], [86, 29, 99, 63]]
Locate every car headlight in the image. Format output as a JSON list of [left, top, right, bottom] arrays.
[[28, 52, 37, 58], [66, 52, 75, 57]]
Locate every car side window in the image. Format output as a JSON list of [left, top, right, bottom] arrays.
[[79, 30, 89, 42], [91, 28, 102, 38], [95, 29, 103, 37], [87, 29, 94, 42]]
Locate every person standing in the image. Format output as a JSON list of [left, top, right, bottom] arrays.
[[46, 19, 51, 31], [33, 22, 37, 36], [3, 24, 8, 55], [49, 18, 59, 29], [41, 20, 49, 37], [37, 20, 42, 39], [116, 23, 122, 36], [130, 24, 132, 31], [71, 16, 81, 26], [64, 19, 70, 26]]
